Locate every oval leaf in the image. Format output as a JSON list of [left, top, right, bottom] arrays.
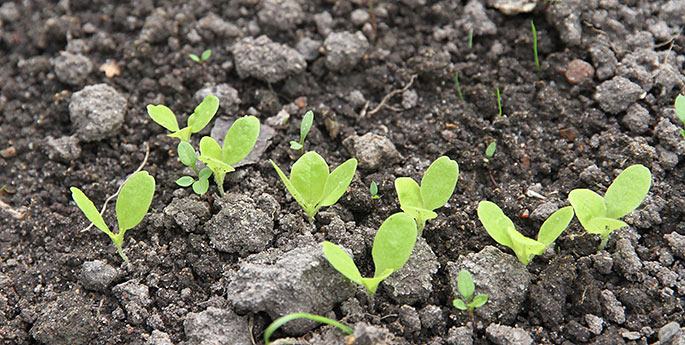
[[506, 227, 545, 265], [471, 294, 488, 308], [568, 189, 607, 233], [290, 152, 329, 207], [176, 176, 195, 187], [676, 94, 685, 123], [199, 136, 222, 160], [300, 110, 314, 142], [320, 158, 357, 207], [201, 49, 212, 61], [177, 141, 196, 167], [189, 94, 219, 133], [116, 171, 155, 232], [604, 165, 651, 219], [270, 160, 307, 213], [198, 167, 213, 180], [452, 299, 467, 310], [457, 270, 475, 301], [70, 187, 111, 235], [322, 241, 363, 284], [477, 201, 515, 248], [537, 206, 574, 247], [223, 116, 261, 165], [192, 178, 209, 194], [421, 156, 459, 211], [588, 217, 628, 237], [372, 213, 418, 276], [147, 104, 180, 132], [395, 177, 423, 210]]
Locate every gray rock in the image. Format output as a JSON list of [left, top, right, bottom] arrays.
[[463, 0, 497, 36], [613, 238, 643, 281], [257, 0, 304, 31], [485, 323, 534, 345], [600, 289, 625, 324], [622, 103, 650, 134], [594, 76, 644, 114], [352, 323, 405, 345], [419, 305, 444, 330], [342, 133, 402, 171], [402, 89, 418, 109], [30, 291, 97, 345], [232, 36, 306, 84], [347, 90, 367, 109], [0, 2, 20, 22], [163, 195, 210, 233], [204, 193, 278, 256], [655, 118, 685, 156], [314, 11, 333, 37], [589, 44, 618, 81], [112, 280, 152, 326], [399, 305, 421, 335], [591, 250, 613, 275], [383, 238, 439, 304], [643, 261, 678, 288], [184, 307, 251, 345], [45, 135, 81, 162], [295, 38, 322, 61], [194, 84, 241, 115], [196, 13, 240, 38], [210, 118, 275, 167], [69, 84, 127, 142], [659, 321, 681, 342], [350, 9, 370, 26], [530, 201, 558, 222], [53, 51, 92, 86], [226, 244, 356, 335], [447, 326, 474, 345], [565, 320, 590, 343], [80, 260, 118, 292], [659, 0, 685, 26], [147, 330, 174, 345], [324, 31, 369, 72], [616, 48, 659, 92], [585, 314, 604, 335], [659, 148, 679, 170], [664, 232, 685, 259], [486, 0, 536, 15], [138, 8, 175, 44], [448, 246, 531, 324], [545, 0, 588, 46]]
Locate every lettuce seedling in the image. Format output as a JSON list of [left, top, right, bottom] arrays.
[[477, 201, 574, 265], [198, 115, 260, 196], [189, 49, 212, 65], [264, 313, 353, 345], [289, 110, 313, 153], [675, 94, 685, 137], [147, 94, 219, 142], [174, 141, 212, 195], [568, 164, 652, 250], [483, 141, 496, 163], [395, 156, 459, 234], [271, 152, 357, 221], [70, 171, 155, 263], [452, 269, 488, 330], [323, 212, 417, 297]]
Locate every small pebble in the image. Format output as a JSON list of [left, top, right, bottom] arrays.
[[565, 59, 595, 84], [0, 146, 16, 158], [658, 321, 681, 342]]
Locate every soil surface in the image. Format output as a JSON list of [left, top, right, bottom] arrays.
[[2, 0, 685, 344]]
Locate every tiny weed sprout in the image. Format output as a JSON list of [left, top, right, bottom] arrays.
[[174, 141, 212, 195], [531, 20, 540, 71], [468, 27, 474, 49], [323, 212, 417, 297], [452, 269, 488, 330], [197, 115, 260, 196], [289, 110, 314, 152], [70, 171, 155, 263], [370, 181, 380, 199], [264, 313, 353, 345], [477, 201, 574, 265], [483, 141, 496, 163], [675, 94, 685, 137], [395, 156, 459, 234], [496, 87, 503, 117], [455, 70, 464, 102], [147, 94, 219, 142], [271, 152, 357, 221], [568, 164, 652, 250], [189, 49, 212, 64]]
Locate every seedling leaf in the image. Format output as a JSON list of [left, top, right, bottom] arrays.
[[485, 142, 496, 158], [198, 167, 212, 180], [189, 95, 219, 133], [289, 141, 303, 150], [506, 227, 546, 265], [421, 156, 459, 211], [322, 241, 363, 284], [168, 127, 193, 142], [395, 177, 423, 210], [116, 171, 155, 232], [361, 270, 392, 296], [189, 54, 200, 63], [192, 178, 209, 194], [70, 187, 111, 235], [177, 141, 196, 167], [320, 158, 357, 207], [568, 189, 606, 233], [199, 137, 222, 161], [675, 94, 685, 123], [264, 313, 353, 345], [372, 212, 418, 277], [472, 294, 488, 308], [477, 201, 515, 248], [537, 206, 574, 247], [604, 165, 651, 219], [453, 299, 467, 310], [290, 152, 329, 207], [176, 176, 194, 187], [201, 49, 212, 61], [588, 217, 628, 237], [370, 181, 378, 196], [222, 115, 260, 165], [147, 105, 179, 132], [270, 160, 308, 213], [300, 110, 314, 143], [457, 269, 475, 301]]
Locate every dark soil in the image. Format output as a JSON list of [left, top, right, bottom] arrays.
[[1, 0, 685, 344]]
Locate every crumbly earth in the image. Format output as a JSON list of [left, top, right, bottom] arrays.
[[1, 0, 685, 344]]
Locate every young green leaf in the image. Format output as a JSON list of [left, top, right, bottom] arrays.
[[370, 181, 378, 196], [289, 141, 303, 150], [477, 200, 515, 248], [291, 152, 329, 207], [222, 115, 260, 165], [147, 105, 180, 132], [537, 206, 575, 247], [189, 95, 219, 133], [300, 111, 314, 143], [604, 165, 651, 219], [70, 187, 112, 236], [320, 158, 357, 207], [198, 167, 212, 180], [116, 171, 155, 232], [457, 269, 475, 301], [322, 241, 363, 284], [472, 294, 488, 308], [176, 176, 195, 187], [264, 313, 353, 345], [192, 178, 210, 195], [452, 268, 488, 330], [177, 141, 197, 168], [567, 189, 606, 233], [675, 94, 685, 124], [189, 54, 201, 63], [453, 299, 468, 310], [485, 142, 496, 158], [201, 49, 212, 61]]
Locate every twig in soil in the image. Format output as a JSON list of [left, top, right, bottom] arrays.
[[81, 142, 150, 233], [367, 0, 377, 43], [362, 75, 417, 118], [249, 314, 256, 345], [0, 198, 26, 219]]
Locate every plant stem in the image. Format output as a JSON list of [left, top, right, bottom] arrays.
[[468, 27, 473, 49], [496, 87, 502, 117], [455, 70, 464, 101], [599, 235, 609, 250], [368, 0, 377, 42], [531, 20, 540, 72], [468, 309, 476, 332]]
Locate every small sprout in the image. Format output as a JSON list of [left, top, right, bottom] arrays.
[[147, 94, 220, 142], [323, 212, 417, 297], [452, 269, 488, 330], [189, 49, 212, 64], [70, 171, 155, 263], [568, 164, 652, 250], [483, 141, 496, 163], [468, 27, 474, 49], [271, 152, 357, 221], [264, 313, 353, 345], [395, 156, 459, 234], [531, 20, 540, 71], [289, 110, 314, 153], [455, 70, 464, 102], [477, 201, 574, 265], [197, 115, 261, 196], [174, 141, 213, 195], [496, 87, 502, 117], [675, 94, 685, 137], [370, 181, 380, 199]]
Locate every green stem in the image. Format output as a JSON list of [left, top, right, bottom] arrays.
[[264, 313, 353, 345], [531, 19, 540, 71], [599, 235, 609, 251]]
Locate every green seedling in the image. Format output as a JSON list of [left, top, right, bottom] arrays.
[[395, 156, 459, 234], [197, 115, 260, 196], [189, 49, 212, 65], [483, 141, 496, 163], [147, 94, 219, 143], [455, 70, 464, 101], [477, 201, 574, 265], [468, 27, 474, 49], [264, 312, 353, 345], [496, 87, 503, 117], [70, 171, 155, 263], [568, 164, 652, 250], [271, 152, 357, 221], [323, 212, 417, 297], [289, 110, 314, 153], [675, 94, 685, 137], [370, 181, 380, 212], [174, 141, 212, 195], [531, 20, 540, 71], [452, 269, 488, 330]]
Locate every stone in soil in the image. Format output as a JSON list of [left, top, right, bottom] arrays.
[[589, 43, 618, 81], [146, 330, 173, 345], [194, 84, 241, 116], [447, 326, 473, 345], [53, 51, 93, 86], [600, 289, 626, 325], [257, 0, 304, 31], [383, 238, 439, 305], [323, 31, 370, 72], [45, 135, 82, 162], [232, 35, 306, 84], [112, 280, 152, 326], [664, 232, 685, 260], [594, 76, 644, 114], [30, 291, 97, 345], [399, 305, 421, 336], [565, 59, 594, 85], [183, 307, 252, 345], [343, 133, 402, 171], [612, 238, 643, 281], [463, 0, 497, 36], [69, 83, 127, 142], [529, 256, 576, 327], [80, 259, 118, 292], [162, 194, 211, 233], [226, 244, 356, 335], [655, 118, 685, 156], [448, 246, 531, 324], [622, 103, 651, 134], [485, 323, 533, 345]]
